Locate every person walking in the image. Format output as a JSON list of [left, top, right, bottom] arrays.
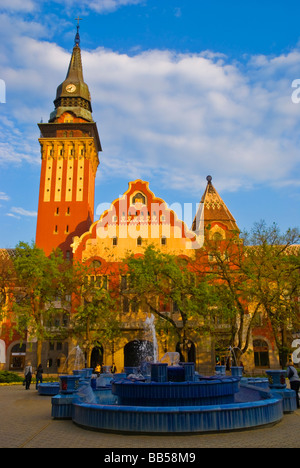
[[287, 360, 300, 409], [35, 364, 43, 390], [24, 361, 33, 390]]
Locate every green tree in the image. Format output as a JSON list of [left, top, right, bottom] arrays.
[[199, 221, 300, 368], [243, 221, 300, 368], [196, 228, 261, 366], [70, 260, 121, 367], [11, 242, 72, 365], [0, 250, 15, 320], [123, 245, 210, 361]]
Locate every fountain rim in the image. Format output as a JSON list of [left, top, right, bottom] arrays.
[[73, 396, 282, 413], [112, 377, 240, 386]]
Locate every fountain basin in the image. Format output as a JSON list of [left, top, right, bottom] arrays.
[[215, 365, 226, 375], [266, 370, 287, 389], [72, 392, 283, 434], [112, 377, 240, 407], [241, 377, 269, 389], [51, 360, 293, 433], [52, 394, 75, 419], [124, 367, 139, 376], [37, 382, 60, 396], [231, 366, 244, 377], [59, 375, 80, 394]]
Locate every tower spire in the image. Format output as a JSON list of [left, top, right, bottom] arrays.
[[192, 176, 239, 233], [36, 18, 101, 258], [74, 16, 82, 46], [49, 19, 94, 123]]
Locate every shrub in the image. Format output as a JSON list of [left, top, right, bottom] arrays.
[[0, 371, 24, 383]]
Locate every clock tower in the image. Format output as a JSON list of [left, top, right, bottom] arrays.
[[36, 26, 101, 258]]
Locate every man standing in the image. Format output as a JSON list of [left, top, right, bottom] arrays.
[[24, 361, 33, 390]]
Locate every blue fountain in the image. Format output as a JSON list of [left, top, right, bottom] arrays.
[[48, 337, 297, 434], [64, 358, 297, 434]]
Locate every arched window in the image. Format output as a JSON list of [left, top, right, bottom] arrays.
[[64, 113, 74, 123], [132, 192, 146, 205], [90, 260, 102, 269]]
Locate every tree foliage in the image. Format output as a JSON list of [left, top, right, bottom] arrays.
[[242, 221, 300, 367], [10, 242, 73, 363], [70, 260, 121, 365], [123, 245, 211, 360]]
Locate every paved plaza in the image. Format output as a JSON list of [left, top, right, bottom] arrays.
[[0, 385, 299, 449]]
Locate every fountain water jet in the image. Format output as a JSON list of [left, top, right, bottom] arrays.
[[59, 345, 86, 375], [144, 314, 158, 362]]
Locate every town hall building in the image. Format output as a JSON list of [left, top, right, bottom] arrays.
[[0, 28, 281, 375]]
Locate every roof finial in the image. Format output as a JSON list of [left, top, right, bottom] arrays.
[[74, 16, 82, 46], [206, 175, 212, 184]]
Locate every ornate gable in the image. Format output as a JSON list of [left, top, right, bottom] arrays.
[[72, 180, 201, 262]]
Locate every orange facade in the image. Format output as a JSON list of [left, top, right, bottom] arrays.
[[35, 34, 101, 258], [36, 117, 100, 257], [0, 30, 283, 373]]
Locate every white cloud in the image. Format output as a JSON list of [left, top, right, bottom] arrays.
[[81, 47, 300, 193], [1, 12, 300, 197], [6, 213, 20, 219], [85, 0, 144, 12], [0, 192, 9, 201], [10, 207, 37, 217], [51, 0, 145, 14], [0, 0, 36, 12], [0, 0, 145, 15]]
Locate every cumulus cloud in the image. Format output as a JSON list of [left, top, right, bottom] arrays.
[[10, 207, 37, 217], [0, 0, 36, 12], [82, 47, 300, 193], [1, 12, 300, 197], [81, 0, 145, 13], [51, 0, 145, 14], [0, 192, 10, 201]]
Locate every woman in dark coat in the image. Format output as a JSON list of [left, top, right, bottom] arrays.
[[35, 364, 43, 390]]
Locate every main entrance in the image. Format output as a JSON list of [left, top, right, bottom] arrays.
[[90, 345, 104, 370], [124, 340, 154, 367], [10, 343, 26, 370]]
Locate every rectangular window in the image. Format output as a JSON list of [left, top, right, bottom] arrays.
[[131, 299, 138, 313], [123, 297, 129, 313], [121, 275, 128, 291], [102, 275, 108, 290]]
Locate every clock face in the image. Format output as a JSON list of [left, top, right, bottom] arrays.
[[66, 84, 76, 93]]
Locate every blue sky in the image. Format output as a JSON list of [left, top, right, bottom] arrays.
[[1, 0, 300, 248]]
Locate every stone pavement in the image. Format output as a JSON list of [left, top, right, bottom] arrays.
[[0, 385, 299, 448]]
